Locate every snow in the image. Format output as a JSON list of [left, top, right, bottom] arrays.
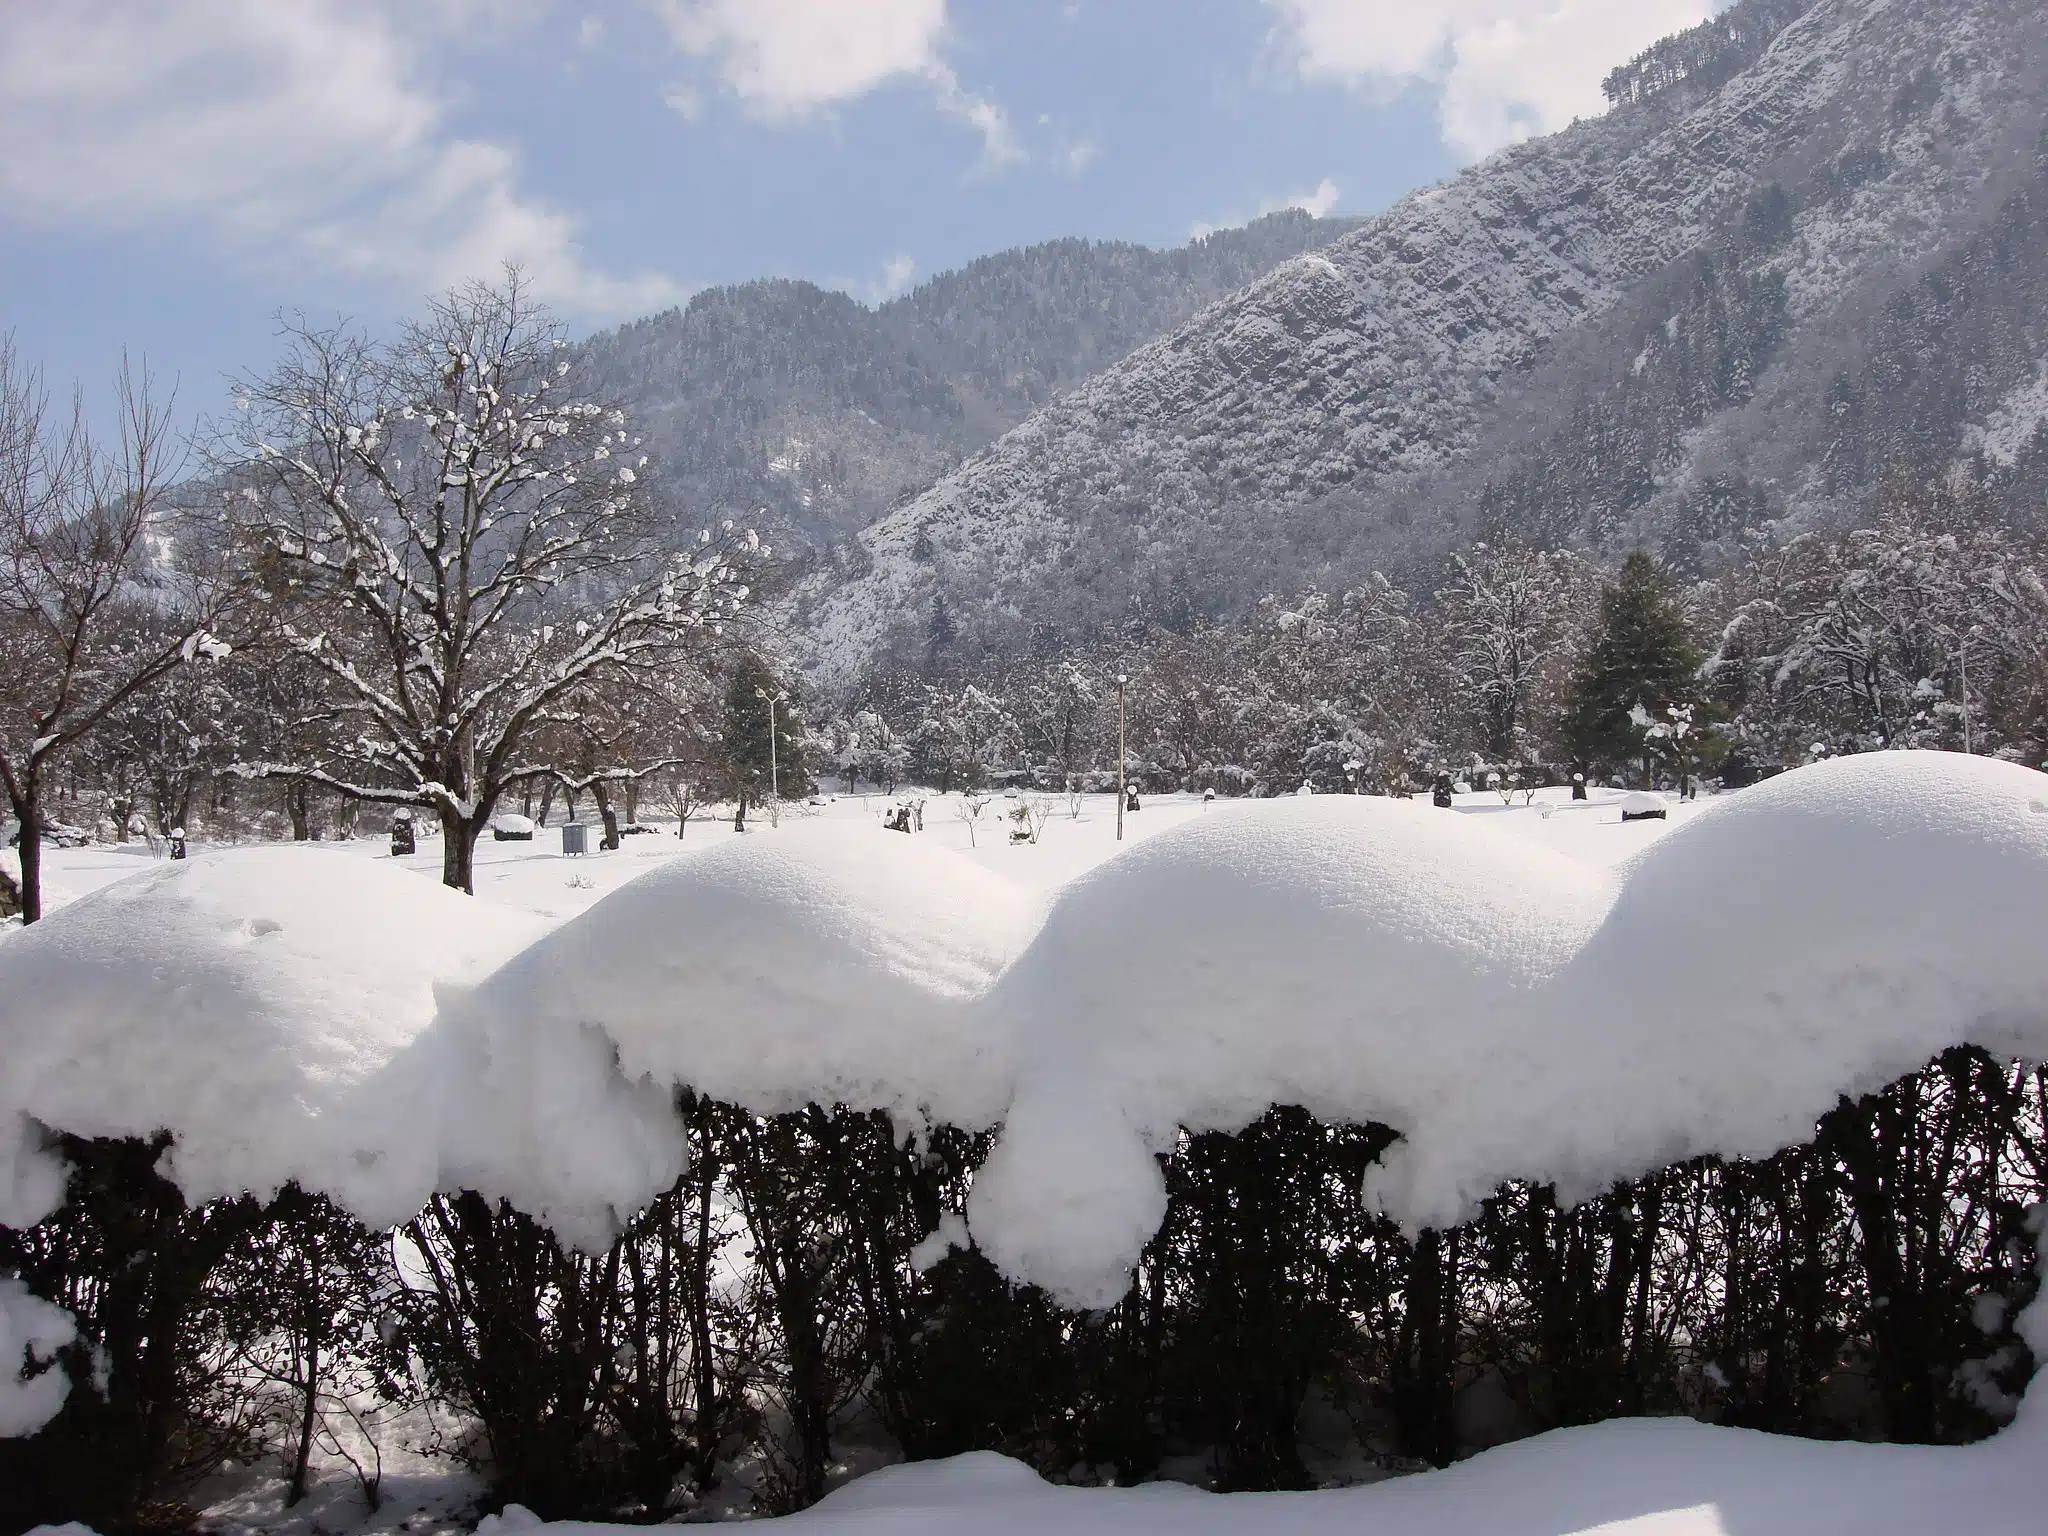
[[0, 848, 679, 1250], [7, 757, 2048, 1521], [11, 757, 2044, 1309], [460, 822, 1040, 1135], [1962, 360, 2048, 468], [480, 1413, 2044, 1536], [437, 754, 2048, 1312], [0, 1276, 75, 1437]]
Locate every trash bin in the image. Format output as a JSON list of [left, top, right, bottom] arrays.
[[561, 822, 588, 857]]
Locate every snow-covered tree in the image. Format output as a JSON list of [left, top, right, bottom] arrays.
[[1438, 543, 1582, 762], [1716, 515, 2048, 759], [0, 341, 244, 921], [225, 272, 758, 891], [1563, 553, 1703, 779]]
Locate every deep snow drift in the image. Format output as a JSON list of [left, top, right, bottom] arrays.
[[488, 1400, 2048, 1536]]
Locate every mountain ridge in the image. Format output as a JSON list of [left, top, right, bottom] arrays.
[[579, 210, 1361, 549], [789, 0, 2048, 683]]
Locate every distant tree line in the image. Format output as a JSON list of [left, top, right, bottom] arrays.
[[808, 483, 2048, 805], [1601, 0, 1818, 110]]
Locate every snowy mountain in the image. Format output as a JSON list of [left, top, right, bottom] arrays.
[[577, 211, 1357, 548], [792, 0, 2048, 680]]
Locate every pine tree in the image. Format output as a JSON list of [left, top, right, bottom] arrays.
[[925, 593, 957, 671], [1562, 552, 1702, 778], [721, 655, 811, 805]]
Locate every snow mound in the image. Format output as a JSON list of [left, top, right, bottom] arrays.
[[0, 1277, 75, 1437], [462, 822, 1039, 1133], [0, 848, 678, 1242], [970, 798, 1608, 1303], [973, 755, 2048, 1304], [8, 755, 2048, 1320], [496, 1414, 2044, 1535]]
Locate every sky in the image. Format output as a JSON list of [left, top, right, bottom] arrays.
[[0, 1, 1722, 427]]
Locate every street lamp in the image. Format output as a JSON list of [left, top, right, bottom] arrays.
[[1116, 673, 1129, 843], [755, 685, 790, 828]]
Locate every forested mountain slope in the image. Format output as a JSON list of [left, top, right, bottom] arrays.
[[793, 0, 2048, 680], [578, 212, 1355, 547]]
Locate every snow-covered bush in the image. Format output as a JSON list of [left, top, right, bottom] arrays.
[[3, 753, 2047, 1526]]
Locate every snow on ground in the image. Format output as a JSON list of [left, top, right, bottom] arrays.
[[494, 1407, 2046, 1536], [15, 783, 1682, 923]]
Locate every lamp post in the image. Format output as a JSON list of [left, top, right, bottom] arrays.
[[1116, 673, 1128, 842], [756, 685, 790, 828]]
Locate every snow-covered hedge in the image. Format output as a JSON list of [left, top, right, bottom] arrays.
[[4, 751, 2048, 1472], [7, 753, 2048, 1310]]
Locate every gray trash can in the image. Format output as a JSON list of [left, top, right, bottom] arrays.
[[561, 822, 588, 857]]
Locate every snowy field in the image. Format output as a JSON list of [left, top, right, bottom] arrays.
[[21, 783, 1696, 923], [7, 763, 2048, 1535]]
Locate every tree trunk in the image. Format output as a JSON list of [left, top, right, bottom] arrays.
[[594, 783, 621, 851], [440, 808, 480, 893], [537, 779, 557, 828], [287, 778, 312, 842], [288, 1232, 322, 1506], [17, 788, 44, 925], [689, 1119, 722, 1492]]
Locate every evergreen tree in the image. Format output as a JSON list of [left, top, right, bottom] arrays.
[[926, 594, 958, 671], [1562, 553, 1703, 777], [721, 655, 811, 804]]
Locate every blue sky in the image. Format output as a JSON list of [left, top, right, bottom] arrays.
[[0, 1, 1718, 425]]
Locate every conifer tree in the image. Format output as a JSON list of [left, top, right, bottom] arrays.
[[1562, 552, 1702, 778], [721, 654, 810, 807]]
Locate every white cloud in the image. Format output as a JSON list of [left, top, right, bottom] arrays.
[[578, 15, 606, 48], [1190, 177, 1341, 240], [833, 252, 919, 307], [0, 0, 678, 317], [1266, 0, 1722, 159], [1058, 137, 1103, 176], [654, 0, 947, 116], [1264, 177, 1340, 218], [653, 0, 1019, 169], [876, 253, 919, 302]]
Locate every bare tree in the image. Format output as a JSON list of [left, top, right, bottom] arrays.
[[225, 272, 758, 891], [0, 338, 240, 922]]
